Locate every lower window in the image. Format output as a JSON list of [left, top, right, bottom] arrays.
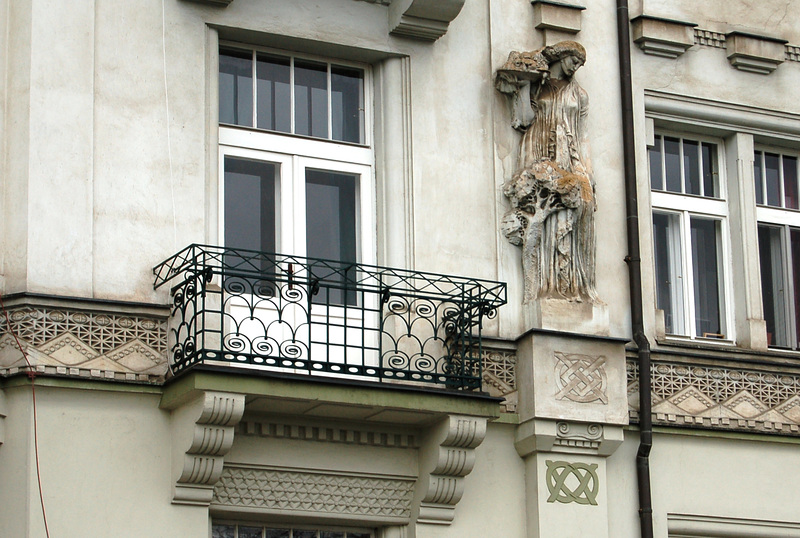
[[758, 224, 800, 349], [212, 523, 373, 538]]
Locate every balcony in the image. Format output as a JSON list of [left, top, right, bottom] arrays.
[[153, 245, 506, 390]]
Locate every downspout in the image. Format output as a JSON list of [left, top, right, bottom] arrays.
[[615, 1, 654, 537]]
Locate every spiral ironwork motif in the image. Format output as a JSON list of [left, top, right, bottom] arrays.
[[223, 278, 248, 295], [223, 333, 248, 352]]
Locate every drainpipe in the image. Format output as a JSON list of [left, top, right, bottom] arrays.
[[615, 1, 654, 537]]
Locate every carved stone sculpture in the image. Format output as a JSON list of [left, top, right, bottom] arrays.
[[496, 41, 598, 303]]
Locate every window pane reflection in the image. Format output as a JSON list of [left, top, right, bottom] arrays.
[[784, 155, 798, 209], [220, 50, 253, 127], [224, 157, 278, 256], [664, 137, 682, 193], [691, 217, 723, 338], [331, 66, 364, 143], [653, 212, 684, 335], [649, 141, 663, 191], [295, 60, 328, 138], [765, 152, 781, 207], [257, 54, 291, 133], [683, 140, 700, 195], [212, 525, 235, 538], [758, 225, 789, 347]]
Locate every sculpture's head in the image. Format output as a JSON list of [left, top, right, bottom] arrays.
[[542, 41, 586, 77]]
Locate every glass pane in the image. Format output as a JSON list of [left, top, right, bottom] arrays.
[[225, 157, 277, 255], [653, 213, 684, 335], [683, 140, 700, 195], [648, 138, 663, 191], [701, 142, 717, 198], [295, 60, 328, 138], [784, 155, 798, 209], [663, 137, 682, 193], [347, 534, 372, 538], [293, 531, 318, 538], [306, 169, 358, 305], [792, 229, 800, 349], [331, 66, 364, 143], [691, 217, 724, 338], [758, 225, 788, 347], [765, 152, 781, 207], [320, 533, 344, 538], [265, 529, 291, 538], [239, 527, 264, 538], [754, 151, 764, 205], [257, 54, 291, 133], [212, 525, 236, 538], [219, 49, 253, 127]]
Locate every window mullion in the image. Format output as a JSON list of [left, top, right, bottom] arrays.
[[682, 211, 696, 337], [679, 137, 686, 194], [785, 226, 797, 349], [779, 153, 786, 208], [327, 63, 333, 140], [659, 136, 666, 191], [251, 50, 257, 128], [290, 56, 296, 135]]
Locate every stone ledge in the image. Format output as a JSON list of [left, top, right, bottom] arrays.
[[531, 0, 585, 34], [726, 31, 788, 75]]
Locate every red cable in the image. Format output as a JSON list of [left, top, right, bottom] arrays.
[[0, 294, 51, 538]]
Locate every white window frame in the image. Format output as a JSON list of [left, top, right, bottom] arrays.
[[649, 131, 734, 342], [755, 146, 800, 349]]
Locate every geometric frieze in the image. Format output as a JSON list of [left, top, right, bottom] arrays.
[[545, 460, 599, 506], [0, 303, 168, 381], [481, 349, 517, 413], [627, 359, 800, 434], [554, 352, 608, 405], [212, 465, 415, 521], [240, 420, 418, 449]]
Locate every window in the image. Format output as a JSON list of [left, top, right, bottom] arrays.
[[755, 149, 800, 349], [649, 134, 731, 339], [218, 45, 374, 276], [212, 523, 373, 538]]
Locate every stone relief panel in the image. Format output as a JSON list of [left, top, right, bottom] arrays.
[[545, 460, 599, 506], [495, 41, 598, 303], [0, 304, 168, 381], [212, 466, 415, 521], [628, 359, 800, 434], [481, 349, 517, 413], [554, 421, 603, 451], [554, 352, 608, 405]]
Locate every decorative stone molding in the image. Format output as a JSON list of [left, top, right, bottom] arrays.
[[694, 29, 726, 48], [531, 1, 585, 35], [787, 45, 800, 63], [515, 418, 623, 457], [554, 352, 608, 405], [212, 465, 415, 523], [545, 460, 599, 505], [668, 513, 800, 537], [417, 415, 487, 525], [631, 16, 696, 58], [389, 0, 466, 41], [725, 31, 787, 75], [628, 358, 800, 434], [172, 391, 245, 505], [239, 419, 419, 448], [180, 0, 234, 6], [0, 302, 168, 382], [481, 348, 517, 413]]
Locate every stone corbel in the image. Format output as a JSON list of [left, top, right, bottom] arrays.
[[631, 15, 697, 59], [726, 31, 787, 75], [416, 415, 487, 525], [389, 0, 466, 41], [168, 391, 245, 505], [531, 1, 585, 35]]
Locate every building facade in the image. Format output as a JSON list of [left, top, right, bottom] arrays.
[[2, 0, 800, 536]]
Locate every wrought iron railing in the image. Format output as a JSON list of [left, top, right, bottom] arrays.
[[153, 245, 507, 390]]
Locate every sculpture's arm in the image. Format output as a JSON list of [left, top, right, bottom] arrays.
[[495, 72, 535, 131]]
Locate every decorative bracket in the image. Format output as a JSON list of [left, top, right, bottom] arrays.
[[389, 0, 466, 41], [416, 415, 487, 525], [726, 31, 787, 75], [631, 15, 697, 59], [169, 391, 245, 505]]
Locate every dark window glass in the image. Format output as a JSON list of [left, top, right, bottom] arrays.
[[765, 152, 781, 207], [256, 54, 291, 133], [331, 66, 364, 143], [758, 225, 788, 347], [321, 533, 345, 538], [239, 527, 263, 538], [224, 157, 277, 255], [691, 217, 723, 338], [306, 169, 358, 305], [664, 136, 682, 193], [265, 530, 290, 538], [219, 50, 253, 127], [754, 151, 764, 205], [295, 60, 328, 138], [294, 531, 318, 538], [792, 228, 800, 349], [653, 213, 679, 334], [648, 139, 663, 191], [683, 139, 700, 195], [212, 525, 235, 538], [701, 142, 717, 198], [784, 155, 798, 209]]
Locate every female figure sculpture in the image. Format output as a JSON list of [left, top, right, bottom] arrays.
[[496, 41, 597, 303]]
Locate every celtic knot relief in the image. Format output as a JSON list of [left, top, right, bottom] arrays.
[[545, 460, 599, 506], [554, 352, 608, 404], [212, 466, 414, 520]]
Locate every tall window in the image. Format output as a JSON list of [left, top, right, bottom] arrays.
[[218, 45, 374, 273], [649, 134, 730, 339], [212, 522, 373, 538], [755, 149, 800, 349]]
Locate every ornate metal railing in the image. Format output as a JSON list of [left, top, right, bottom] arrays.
[[153, 245, 506, 390]]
